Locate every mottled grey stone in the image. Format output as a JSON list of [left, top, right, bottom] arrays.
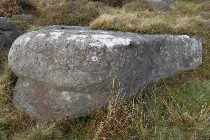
[[146, 0, 174, 11], [9, 26, 202, 120], [14, 78, 107, 120]]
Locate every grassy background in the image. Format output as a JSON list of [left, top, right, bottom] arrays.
[[1, 0, 210, 139]]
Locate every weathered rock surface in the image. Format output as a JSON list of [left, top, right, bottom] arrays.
[[9, 26, 202, 120], [14, 78, 107, 120], [0, 17, 22, 51]]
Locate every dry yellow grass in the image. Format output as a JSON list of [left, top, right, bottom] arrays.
[[90, 11, 207, 33], [0, 0, 21, 17], [31, 0, 104, 26], [93, 79, 131, 140]]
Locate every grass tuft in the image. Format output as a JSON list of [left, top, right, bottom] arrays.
[[13, 124, 64, 140]]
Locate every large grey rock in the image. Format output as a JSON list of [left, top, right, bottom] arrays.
[[0, 17, 22, 51], [9, 26, 202, 120]]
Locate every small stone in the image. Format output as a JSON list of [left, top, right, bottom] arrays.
[[0, 17, 22, 50], [145, 0, 174, 11]]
